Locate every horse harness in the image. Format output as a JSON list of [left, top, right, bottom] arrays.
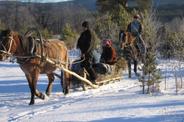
[[0, 36, 14, 56], [0, 34, 54, 66], [0, 32, 85, 68]]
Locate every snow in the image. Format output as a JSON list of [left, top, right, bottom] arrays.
[[0, 60, 184, 122]]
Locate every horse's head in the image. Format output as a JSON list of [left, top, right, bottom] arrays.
[[119, 31, 127, 49], [0, 29, 14, 60], [120, 32, 136, 50]]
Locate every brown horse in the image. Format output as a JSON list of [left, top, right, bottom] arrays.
[[0, 29, 70, 105], [119, 31, 143, 78]]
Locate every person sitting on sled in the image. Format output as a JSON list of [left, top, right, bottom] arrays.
[[92, 39, 117, 74], [100, 39, 117, 65]]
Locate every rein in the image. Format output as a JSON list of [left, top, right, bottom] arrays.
[[0, 35, 84, 66]]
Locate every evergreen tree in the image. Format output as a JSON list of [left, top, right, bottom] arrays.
[[96, 0, 127, 14], [96, 0, 130, 27], [140, 10, 161, 59], [139, 45, 161, 94], [41, 28, 52, 39], [136, 9, 161, 94], [94, 14, 118, 40], [114, 4, 131, 29], [61, 23, 78, 49], [137, 0, 152, 11]]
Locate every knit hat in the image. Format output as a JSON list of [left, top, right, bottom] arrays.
[[82, 21, 89, 28], [134, 14, 140, 19]]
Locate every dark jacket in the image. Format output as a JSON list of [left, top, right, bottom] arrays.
[[127, 20, 142, 36], [100, 46, 117, 65], [127, 20, 146, 55], [77, 29, 94, 54], [77, 29, 97, 81]]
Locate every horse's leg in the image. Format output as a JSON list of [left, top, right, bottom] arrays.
[[31, 69, 45, 103], [46, 73, 55, 96], [60, 71, 64, 92], [128, 60, 131, 78], [62, 52, 71, 95], [63, 70, 70, 95], [82, 70, 87, 91], [25, 74, 35, 105], [134, 60, 138, 76], [63, 61, 70, 94]]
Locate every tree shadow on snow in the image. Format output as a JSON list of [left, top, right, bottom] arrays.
[[92, 113, 184, 122]]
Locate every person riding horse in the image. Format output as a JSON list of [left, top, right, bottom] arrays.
[[127, 14, 146, 56]]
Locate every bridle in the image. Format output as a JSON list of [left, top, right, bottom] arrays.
[[0, 36, 14, 57]]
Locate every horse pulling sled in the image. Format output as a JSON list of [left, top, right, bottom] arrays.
[[0, 28, 126, 105]]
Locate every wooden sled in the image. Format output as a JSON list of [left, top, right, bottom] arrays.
[[70, 57, 127, 91]]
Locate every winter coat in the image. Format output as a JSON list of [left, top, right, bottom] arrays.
[[77, 29, 95, 55], [100, 46, 117, 65], [127, 20, 142, 36]]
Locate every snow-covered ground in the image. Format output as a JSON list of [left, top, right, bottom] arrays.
[[0, 60, 184, 122]]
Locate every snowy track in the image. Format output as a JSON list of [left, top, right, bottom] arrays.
[[0, 61, 184, 122]]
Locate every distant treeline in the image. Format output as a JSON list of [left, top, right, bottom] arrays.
[[0, 0, 96, 34]]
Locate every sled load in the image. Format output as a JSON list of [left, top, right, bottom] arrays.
[[69, 39, 127, 90]]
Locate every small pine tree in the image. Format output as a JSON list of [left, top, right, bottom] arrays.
[[61, 23, 78, 49], [139, 46, 161, 94], [112, 4, 131, 29], [94, 14, 119, 40], [41, 28, 53, 39]]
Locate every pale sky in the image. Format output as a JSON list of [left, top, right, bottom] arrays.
[[0, 0, 71, 2], [38, 0, 71, 2], [1, 0, 72, 3]]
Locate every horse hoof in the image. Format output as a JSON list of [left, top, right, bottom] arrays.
[[29, 101, 34, 105], [135, 73, 140, 77], [64, 92, 68, 95], [40, 93, 45, 100], [46, 92, 50, 97], [63, 90, 69, 95]]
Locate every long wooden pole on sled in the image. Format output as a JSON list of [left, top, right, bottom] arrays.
[[96, 76, 121, 86], [37, 55, 99, 89], [60, 66, 99, 89]]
